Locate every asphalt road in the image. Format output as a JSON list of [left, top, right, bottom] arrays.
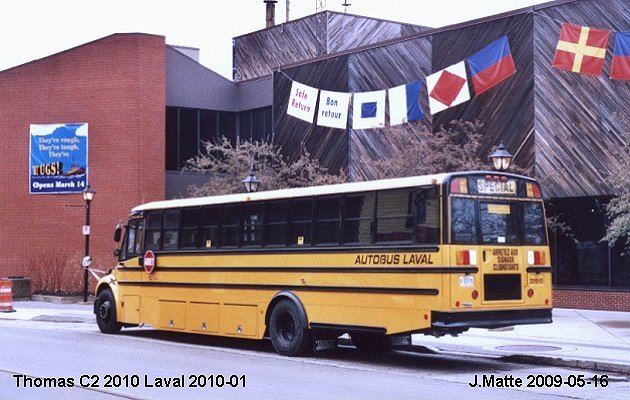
[[0, 319, 628, 400]]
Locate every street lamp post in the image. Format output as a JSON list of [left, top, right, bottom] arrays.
[[489, 142, 514, 171], [241, 164, 261, 193], [82, 185, 95, 303]]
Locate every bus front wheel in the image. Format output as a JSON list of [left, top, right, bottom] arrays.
[[269, 299, 312, 356], [95, 288, 122, 334]]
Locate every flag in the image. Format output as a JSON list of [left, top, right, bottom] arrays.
[[317, 90, 351, 129], [352, 90, 386, 129], [611, 32, 630, 80], [286, 81, 319, 123], [388, 80, 424, 125], [467, 36, 516, 95], [426, 61, 470, 115], [552, 23, 609, 76]]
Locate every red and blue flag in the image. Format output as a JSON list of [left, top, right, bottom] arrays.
[[467, 36, 516, 95], [611, 32, 630, 80]]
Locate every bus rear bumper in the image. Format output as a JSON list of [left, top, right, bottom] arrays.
[[431, 308, 552, 330]]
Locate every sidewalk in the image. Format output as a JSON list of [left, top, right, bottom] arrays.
[[1, 301, 629, 374], [411, 308, 630, 374]]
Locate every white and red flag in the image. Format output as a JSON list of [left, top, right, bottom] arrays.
[[426, 61, 470, 115]]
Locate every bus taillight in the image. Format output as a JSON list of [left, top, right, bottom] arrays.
[[527, 250, 547, 265], [456, 250, 477, 265], [526, 182, 542, 198], [527, 288, 535, 298], [450, 177, 468, 194]]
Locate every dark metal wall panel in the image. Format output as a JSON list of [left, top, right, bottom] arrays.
[[347, 13, 535, 181], [347, 38, 432, 180], [268, 0, 628, 198], [326, 13, 428, 54], [233, 16, 325, 81], [233, 12, 428, 82], [533, 0, 630, 198], [273, 55, 349, 174]]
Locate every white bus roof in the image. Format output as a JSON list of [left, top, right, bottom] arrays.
[[132, 172, 457, 212]]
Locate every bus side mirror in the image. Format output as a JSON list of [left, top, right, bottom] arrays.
[[113, 223, 123, 242], [113, 248, 121, 257]]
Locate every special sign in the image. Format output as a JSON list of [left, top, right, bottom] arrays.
[[477, 178, 516, 195]]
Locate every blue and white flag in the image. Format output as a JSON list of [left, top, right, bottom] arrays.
[[388, 80, 424, 125], [317, 90, 351, 129], [352, 90, 386, 129]]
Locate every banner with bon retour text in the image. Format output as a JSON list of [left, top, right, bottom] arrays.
[[29, 123, 88, 194]]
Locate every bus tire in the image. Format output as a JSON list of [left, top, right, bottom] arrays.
[[269, 299, 312, 356], [351, 332, 391, 353], [95, 288, 122, 334]]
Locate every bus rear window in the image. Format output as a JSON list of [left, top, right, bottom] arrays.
[[479, 202, 519, 244], [450, 198, 547, 245], [451, 198, 477, 244]]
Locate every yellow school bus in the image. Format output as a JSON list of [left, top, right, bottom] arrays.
[[94, 171, 552, 356]]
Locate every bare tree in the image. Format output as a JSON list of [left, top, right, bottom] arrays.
[[371, 120, 493, 179], [184, 137, 345, 196]]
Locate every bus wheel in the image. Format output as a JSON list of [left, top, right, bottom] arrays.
[[95, 288, 122, 334], [351, 332, 391, 353], [269, 299, 312, 356]]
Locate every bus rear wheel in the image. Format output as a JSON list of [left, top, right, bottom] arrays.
[[95, 288, 122, 334], [269, 299, 312, 356]]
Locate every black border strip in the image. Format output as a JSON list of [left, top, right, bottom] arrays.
[[310, 323, 386, 334], [116, 266, 478, 274], [526, 266, 552, 273], [117, 281, 439, 295], [121, 245, 440, 259]]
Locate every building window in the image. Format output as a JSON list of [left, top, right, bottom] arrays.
[[548, 196, 629, 289], [166, 106, 272, 171]]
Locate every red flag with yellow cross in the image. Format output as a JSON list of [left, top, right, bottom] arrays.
[[552, 23, 610, 76]]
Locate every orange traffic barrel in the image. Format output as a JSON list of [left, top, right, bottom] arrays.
[[0, 279, 15, 313]]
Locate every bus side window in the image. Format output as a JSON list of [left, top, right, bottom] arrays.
[[124, 219, 144, 259], [376, 188, 414, 243], [145, 211, 162, 250], [243, 203, 264, 245], [221, 205, 242, 247], [316, 196, 341, 245], [180, 208, 200, 248], [290, 198, 313, 246], [343, 192, 375, 244], [162, 209, 180, 250], [200, 206, 220, 248], [266, 200, 289, 246], [414, 187, 440, 244]]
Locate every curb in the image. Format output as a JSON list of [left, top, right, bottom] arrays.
[[502, 354, 630, 376], [30, 294, 94, 304]]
